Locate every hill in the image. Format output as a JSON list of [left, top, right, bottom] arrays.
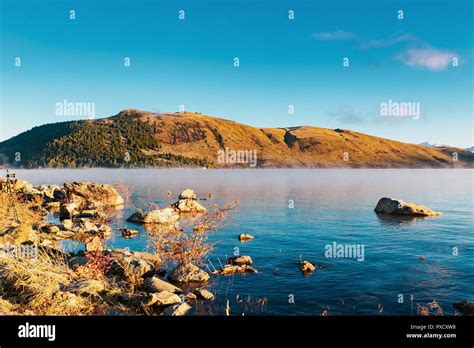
[[0, 109, 472, 168]]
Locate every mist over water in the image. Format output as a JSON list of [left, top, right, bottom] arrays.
[[15, 168, 474, 315]]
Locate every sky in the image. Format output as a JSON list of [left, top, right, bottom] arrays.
[[0, 0, 473, 147]]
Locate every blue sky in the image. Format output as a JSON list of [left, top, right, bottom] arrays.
[[1, 0, 472, 147]]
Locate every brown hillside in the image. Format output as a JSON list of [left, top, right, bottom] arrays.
[[110, 109, 473, 168]]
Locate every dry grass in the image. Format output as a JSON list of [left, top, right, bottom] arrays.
[[0, 249, 105, 315], [149, 201, 238, 266], [0, 192, 44, 230], [0, 247, 139, 315]]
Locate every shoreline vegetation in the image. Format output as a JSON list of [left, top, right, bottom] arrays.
[[0, 177, 243, 315], [0, 175, 472, 316], [1, 109, 473, 169]]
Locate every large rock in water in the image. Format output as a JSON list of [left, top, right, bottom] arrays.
[[168, 263, 210, 283], [374, 197, 442, 217], [171, 189, 207, 214], [63, 181, 124, 207], [127, 207, 179, 224]]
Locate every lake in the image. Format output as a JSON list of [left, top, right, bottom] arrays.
[[14, 168, 474, 316]]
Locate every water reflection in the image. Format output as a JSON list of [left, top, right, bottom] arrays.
[[375, 212, 421, 228]]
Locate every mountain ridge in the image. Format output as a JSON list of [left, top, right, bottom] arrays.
[[1, 109, 472, 168]]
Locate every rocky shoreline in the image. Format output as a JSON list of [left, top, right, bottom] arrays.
[[0, 177, 239, 316]]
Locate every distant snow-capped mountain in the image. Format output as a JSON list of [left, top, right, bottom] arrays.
[[420, 142, 474, 152], [419, 141, 450, 148]]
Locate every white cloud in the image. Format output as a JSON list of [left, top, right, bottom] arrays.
[[396, 48, 457, 71], [359, 33, 417, 49], [326, 106, 366, 125], [312, 30, 356, 41]]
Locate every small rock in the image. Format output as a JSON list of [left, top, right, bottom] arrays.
[[44, 201, 61, 212], [72, 220, 99, 234], [127, 207, 179, 224], [121, 228, 138, 238], [228, 255, 253, 266], [76, 210, 107, 221], [143, 276, 183, 294], [152, 291, 182, 307], [193, 225, 211, 233], [300, 260, 316, 273], [194, 288, 214, 301], [110, 256, 154, 280], [168, 263, 210, 283], [212, 264, 258, 275], [61, 219, 74, 230], [172, 199, 207, 214], [39, 224, 61, 234], [36, 184, 61, 200], [132, 251, 162, 269], [59, 202, 79, 220], [170, 302, 192, 316], [53, 188, 67, 202], [84, 236, 102, 252], [171, 189, 207, 213], [239, 234, 255, 242]]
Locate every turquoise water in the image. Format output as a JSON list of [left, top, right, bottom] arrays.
[[16, 169, 474, 315]]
